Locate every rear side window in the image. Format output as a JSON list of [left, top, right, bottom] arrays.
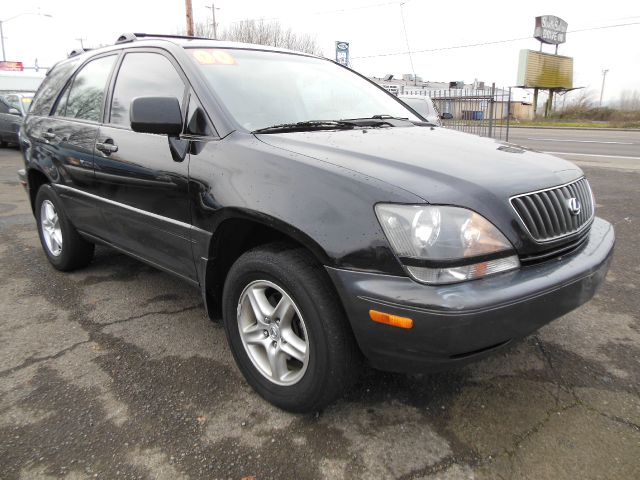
[[55, 55, 116, 122], [110, 52, 185, 127], [30, 58, 80, 116]]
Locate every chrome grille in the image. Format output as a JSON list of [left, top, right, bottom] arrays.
[[511, 178, 594, 242]]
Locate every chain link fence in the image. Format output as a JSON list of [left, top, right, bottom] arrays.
[[392, 84, 518, 141]]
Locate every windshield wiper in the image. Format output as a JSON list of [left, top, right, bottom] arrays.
[[340, 115, 412, 127], [252, 120, 356, 134], [343, 114, 409, 121], [371, 114, 409, 120]]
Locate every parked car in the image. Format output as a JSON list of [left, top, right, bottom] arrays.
[[399, 94, 452, 126], [19, 34, 614, 412], [0, 92, 33, 146]]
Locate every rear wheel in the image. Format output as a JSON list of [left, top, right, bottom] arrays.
[[35, 184, 95, 271], [222, 244, 360, 412]]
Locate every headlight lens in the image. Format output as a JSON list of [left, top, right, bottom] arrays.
[[375, 204, 519, 284]]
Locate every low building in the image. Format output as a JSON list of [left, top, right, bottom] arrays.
[[370, 75, 534, 121]]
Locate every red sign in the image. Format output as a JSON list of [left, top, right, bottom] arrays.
[[0, 61, 24, 71]]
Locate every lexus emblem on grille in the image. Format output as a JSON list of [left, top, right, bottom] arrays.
[[567, 197, 581, 216]]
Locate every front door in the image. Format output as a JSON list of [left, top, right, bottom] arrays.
[[94, 49, 196, 282]]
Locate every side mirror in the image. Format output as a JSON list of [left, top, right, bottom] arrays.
[[130, 97, 183, 136], [440, 113, 453, 120], [8, 108, 22, 116]]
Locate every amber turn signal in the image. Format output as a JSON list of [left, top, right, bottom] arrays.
[[369, 310, 413, 329]]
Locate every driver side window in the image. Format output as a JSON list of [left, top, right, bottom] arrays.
[[109, 52, 186, 128]]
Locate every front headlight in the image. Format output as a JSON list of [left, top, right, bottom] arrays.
[[375, 204, 519, 284]]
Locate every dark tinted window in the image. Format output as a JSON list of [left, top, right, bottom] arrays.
[[61, 55, 116, 122], [110, 52, 185, 127], [53, 87, 70, 116], [186, 94, 214, 137], [30, 58, 81, 116], [0, 99, 10, 114]]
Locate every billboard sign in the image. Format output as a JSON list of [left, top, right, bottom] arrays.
[[0, 61, 24, 71], [335, 41, 349, 66], [534, 15, 568, 45], [517, 50, 573, 89]]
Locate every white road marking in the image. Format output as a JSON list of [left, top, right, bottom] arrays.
[[528, 138, 636, 145], [543, 151, 640, 160]]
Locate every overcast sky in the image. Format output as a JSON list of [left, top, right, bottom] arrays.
[[3, 0, 638, 103]]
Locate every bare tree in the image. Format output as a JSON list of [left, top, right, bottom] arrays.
[[181, 19, 323, 56], [618, 89, 640, 111]]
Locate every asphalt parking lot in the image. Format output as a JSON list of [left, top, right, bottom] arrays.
[[0, 131, 639, 479]]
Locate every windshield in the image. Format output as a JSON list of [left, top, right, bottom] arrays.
[[188, 48, 420, 131]]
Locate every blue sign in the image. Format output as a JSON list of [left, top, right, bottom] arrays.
[[335, 41, 349, 66]]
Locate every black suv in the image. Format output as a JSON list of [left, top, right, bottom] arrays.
[[19, 33, 615, 412]]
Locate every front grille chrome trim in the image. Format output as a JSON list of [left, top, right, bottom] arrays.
[[510, 177, 595, 243]]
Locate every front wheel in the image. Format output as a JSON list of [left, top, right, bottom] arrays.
[[222, 244, 360, 413]]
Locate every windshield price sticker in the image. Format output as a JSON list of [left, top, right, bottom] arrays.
[[191, 49, 237, 65]]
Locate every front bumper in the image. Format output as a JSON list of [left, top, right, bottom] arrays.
[[327, 217, 615, 373]]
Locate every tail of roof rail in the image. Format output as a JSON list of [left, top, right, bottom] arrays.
[[116, 33, 214, 44], [68, 48, 90, 58]]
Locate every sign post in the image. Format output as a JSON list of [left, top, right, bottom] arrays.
[[517, 15, 573, 117], [335, 41, 349, 67], [534, 15, 568, 54], [0, 61, 24, 71]]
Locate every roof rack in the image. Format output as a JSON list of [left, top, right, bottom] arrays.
[[68, 48, 91, 58], [115, 33, 213, 44]]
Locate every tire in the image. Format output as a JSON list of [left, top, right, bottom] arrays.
[[35, 184, 95, 271], [222, 243, 360, 413], [0, 139, 7, 148]]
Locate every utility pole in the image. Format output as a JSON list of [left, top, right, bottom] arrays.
[[599, 69, 609, 106], [76, 37, 86, 49], [205, 3, 219, 39], [0, 21, 5, 61], [0, 13, 52, 62], [185, 0, 194, 37]]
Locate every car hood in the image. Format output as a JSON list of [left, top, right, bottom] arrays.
[[255, 125, 582, 205], [256, 126, 584, 252]]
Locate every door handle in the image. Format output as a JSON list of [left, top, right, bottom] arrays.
[[96, 141, 118, 154], [42, 131, 56, 140]]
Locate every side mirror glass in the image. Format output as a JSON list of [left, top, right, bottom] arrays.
[[440, 113, 453, 120], [130, 97, 182, 136], [8, 108, 22, 116]]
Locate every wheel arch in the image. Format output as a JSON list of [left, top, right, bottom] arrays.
[[201, 210, 334, 319], [26, 167, 51, 213]]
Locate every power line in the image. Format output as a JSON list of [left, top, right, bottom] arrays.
[[227, 1, 401, 25], [351, 21, 640, 60], [398, 3, 416, 85]]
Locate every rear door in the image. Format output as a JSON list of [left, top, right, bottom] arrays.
[[94, 49, 196, 281], [33, 54, 118, 234]]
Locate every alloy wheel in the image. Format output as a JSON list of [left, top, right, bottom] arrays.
[[236, 280, 310, 386], [40, 200, 62, 257]]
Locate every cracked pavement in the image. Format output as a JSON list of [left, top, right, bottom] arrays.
[[0, 146, 638, 479]]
